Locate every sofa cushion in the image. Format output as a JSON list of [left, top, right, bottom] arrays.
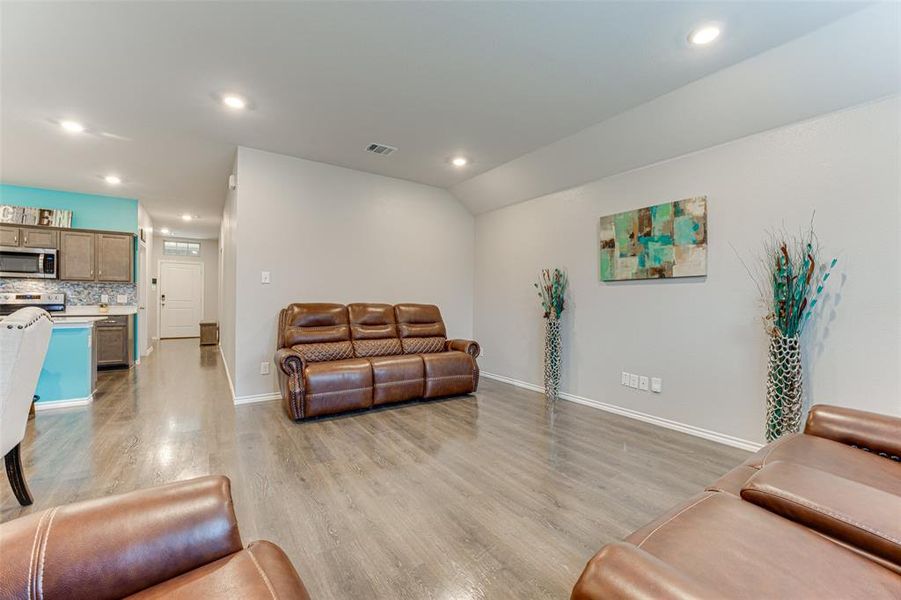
[[395, 304, 447, 354], [127, 541, 310, 599], [348, 303, 402, 357], [368, 355, 424, 405], [741, 462, 901, 568], [281, 303, 353, 362], [741, 433, 901, 496], [303, 358, 373, 417], [621, 492, 901, 599], [420, 351, 475, 398]]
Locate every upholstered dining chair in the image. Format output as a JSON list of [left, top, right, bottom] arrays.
[[0, 307, 52, 505]]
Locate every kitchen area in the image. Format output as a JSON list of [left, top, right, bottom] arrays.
[[1, 221, 138, 409]]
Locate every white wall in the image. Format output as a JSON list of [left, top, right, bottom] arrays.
[[149, 235, 220, 338], [230, 147, 474, 399], [137, 202, 154, 356], [475, 97, 900, 446], [219, 157, 239, 396]]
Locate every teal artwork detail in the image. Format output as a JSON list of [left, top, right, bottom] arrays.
[[599, 196, 707, 280]]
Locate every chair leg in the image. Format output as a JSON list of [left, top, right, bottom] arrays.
[[4, 443, 33, 506]]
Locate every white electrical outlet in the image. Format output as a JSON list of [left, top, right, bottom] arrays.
[[260, 362, 270, 375], [651, 377, 663, 393], [116, 294, 127, 304], [639, 376, 649, 391], [261, 271, 271, 284], [629, 374, 639, 388], [621, 371, 630, 385], [100, 294, 109, 303]]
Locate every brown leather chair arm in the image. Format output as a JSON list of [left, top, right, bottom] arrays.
[[571, 542, 717, 600], [275, 347, 307, 420], [446, 339, 481, 359], [804, 404, 901, 459], [275, 347, 306, 375], [0, 476, 244, 600], [741, 461, 901, 567]]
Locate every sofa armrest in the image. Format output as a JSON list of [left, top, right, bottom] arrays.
[[741, 461, 901, 567], [0, 476, 244, 600], [446, 338, 481, 359], [804, 404, 901, 459], [571, 542, 717, 600], [275, 347, 306, 375]]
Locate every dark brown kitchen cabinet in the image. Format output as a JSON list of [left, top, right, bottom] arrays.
[[96, 233, 133, 282], [59, 231, 96, 280], [95, 315, 133, 367]]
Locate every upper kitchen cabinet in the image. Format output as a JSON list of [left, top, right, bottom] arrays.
[[1, 226, 20, 246], [22, 227, 59, 249], [96, 233, 133, 282], [59, 231, 96, 280], [0, 226, 60, 248]]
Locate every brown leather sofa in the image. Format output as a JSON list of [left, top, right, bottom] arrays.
[[274, 303, 480, 420], [0, 476, 309, 599], [572, 405, 901, 599]]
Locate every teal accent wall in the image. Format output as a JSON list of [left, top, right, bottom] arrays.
[[35, 326, 92, 403], [0, 184, 138, 233]]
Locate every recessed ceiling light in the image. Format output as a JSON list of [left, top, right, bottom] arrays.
[[60, 120, 85, 133], [160, 227, 170, 235], [222, 94, 247, 110], [689, 25, 721, 46], [104, 175, 121, 185], [451, 157, 469, 167], [181, 214, 194, 221]]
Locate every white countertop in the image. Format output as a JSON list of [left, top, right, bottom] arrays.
[[51, 315, 106, 328], [56, 305, 138, 316]]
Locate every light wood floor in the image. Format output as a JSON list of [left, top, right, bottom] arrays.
[[2, 339, 748, 598]]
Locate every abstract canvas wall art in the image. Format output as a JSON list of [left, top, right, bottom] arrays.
[[599, 196, 707, 281]]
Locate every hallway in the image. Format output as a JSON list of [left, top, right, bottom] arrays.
[[2, 338, 747, 599]]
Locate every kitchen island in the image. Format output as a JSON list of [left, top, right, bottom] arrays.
[[34, 316, 102, 410]]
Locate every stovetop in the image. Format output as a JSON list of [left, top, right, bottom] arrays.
[[0, 292, 66, 316]]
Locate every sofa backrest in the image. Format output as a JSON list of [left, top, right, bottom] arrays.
[[279, 303, 354, 362], [348, 303, 402, 357], [394, 304, 447, 354]]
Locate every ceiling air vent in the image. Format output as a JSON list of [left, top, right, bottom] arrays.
[[365, 143, 397, 156]]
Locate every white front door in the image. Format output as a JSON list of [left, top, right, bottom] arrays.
[[160, 261, 203, 338]]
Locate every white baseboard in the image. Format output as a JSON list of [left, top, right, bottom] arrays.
[[34, 395, 93, 411], [218, 345, 236, 401], [234, 392, 281, 405], [481, 372, 763, 452]]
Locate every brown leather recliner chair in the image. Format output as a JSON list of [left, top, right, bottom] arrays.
[[275, 303, 480, 420], [571, 405, 901, 599], [0, 476, 309, 599]]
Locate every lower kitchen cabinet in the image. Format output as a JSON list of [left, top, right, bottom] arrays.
[[95, 315, 134, 368]]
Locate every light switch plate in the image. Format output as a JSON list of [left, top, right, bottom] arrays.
[[260, 362, 270, 375], [261, 271, 271, 284], [621, 371, 630, 385], [651, 377, 663, 393], [639, 376, 649, 391], [629, 374, 639, 388], [100, 294, 109, 303], [116, 294, 128, 304]]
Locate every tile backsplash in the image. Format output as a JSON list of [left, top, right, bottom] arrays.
[[0, 279, 136, 305]]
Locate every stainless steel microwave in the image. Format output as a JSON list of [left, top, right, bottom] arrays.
[[0, 246, 58, 278]]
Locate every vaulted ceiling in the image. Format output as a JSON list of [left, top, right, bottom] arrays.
[[1, 2, 867, 237]]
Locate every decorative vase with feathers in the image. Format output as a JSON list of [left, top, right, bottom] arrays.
[[741, 223, 837, 442], [534, 268, 567, 404]]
